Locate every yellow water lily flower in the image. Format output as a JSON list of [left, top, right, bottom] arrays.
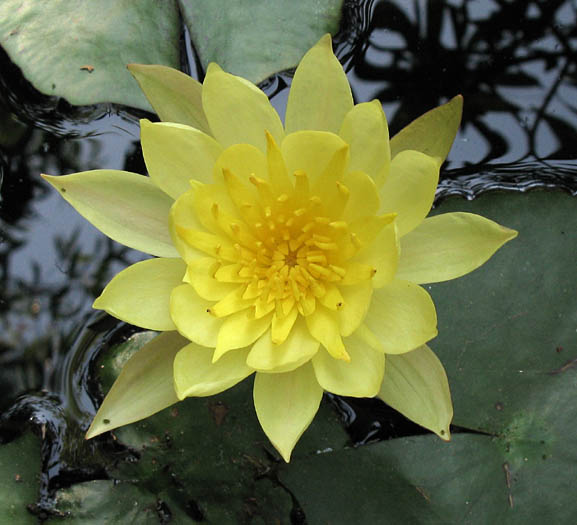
[[42, 35, 517, 462]]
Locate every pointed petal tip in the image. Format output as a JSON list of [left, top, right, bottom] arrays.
[[437, 426, 451, 442], [85, 419, 107, 440], [504, 226, 519, 240], [206, 62, 223, 76], [139, 117, 152, 128], [318, 33, 333, 48]]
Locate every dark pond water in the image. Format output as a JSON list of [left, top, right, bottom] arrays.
[[1, 0, 576, 516]]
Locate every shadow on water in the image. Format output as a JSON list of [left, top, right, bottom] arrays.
[[0, 0, 576, 514]]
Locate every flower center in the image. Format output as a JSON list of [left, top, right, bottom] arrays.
[[229, 170, 351, 316]]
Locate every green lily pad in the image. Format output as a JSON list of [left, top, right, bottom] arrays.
[[279, 189, 577, 523], [178, 0, 344, 84], [46, 480, 165, 524], [86, 330, 349, 522], [428, 190, 577, 435], [0, 432, 41, 524], [0, 0, 180, 110]]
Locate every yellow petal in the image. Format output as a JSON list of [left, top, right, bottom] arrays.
[[128, 64, 211, 134], [265, 131, 293, 195], [184, 258, 238, 300], [173, 344, 253, 399], [351, 221, 399, 288], [253, 363, 323, 462], [247, 317, 319, 373], [214, 143, 268, 186], [141, 120, 222, 199], [390, 95, 463, 163], [348, 212, 396, 248], [214, 310, 273, 362], [42, 171, 177, 258], [271, 306, 299, 345], [169, 188, 206, 262], [364, 280, 437, 354], [170, 284, 222, 347], [285, 34, 353, 134], [305, 306, 349, 361], [86, 331, 188, 439], [192, 183, 251, 241], [339, 100, 390, 187], [176, 226, 238, 262], [396, 212, 518, 284], [210, 286, 254, 317], [281, 131, 348, 188], [379, 150, 439, 237], [378, 345, 452, 440], [312, 332, 385, 397], [202, 63, 284, 151], [342, 170, 381, 223], [336, 280, 373, 336], [93, 258, 185, 331]]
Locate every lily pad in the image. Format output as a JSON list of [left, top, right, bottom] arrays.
[[428, 190, 577, 435], [279, 189, 577, 523], [179, 0, 344, 84], [84, 330, 349, 522], [0, 432, 41, 524], [47, 480, 166, 524], [0, 0, 180, 110]]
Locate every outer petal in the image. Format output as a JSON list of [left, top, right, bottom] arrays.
[[351, 221, 399, 288], [285, 34, 353, 134], [214, 310, 273, 361], [254, 363, 323, 462], [378, 344, 453, 440], [169, 188, 211, 263], [247, 317, 320, 373], [184, 257, 238, 300], [170, 284, 222, 347], [42, 171, 177, 258], [390, 94, 463, 163], [305, 305, 349, 361], [128, 64, 211, 134], [337, 280, 373, 336], [173, 344, 252, 399], [379, 150, 439, 237], [281, 131, 348, 186], [396, 212, 518, 284], [339, 100, 390, 187], [312, 332, 385, 397], [364, 280, 437, 354], [93, 258, 185, 331], [202, 63, 284, 152], [86, 331, 188, 439], [342, 170, 380, 223], [141, 120, 222, 199]]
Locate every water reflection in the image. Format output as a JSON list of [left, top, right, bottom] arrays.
[[352, 0, 577, 167], [0, 0, 576, 456]]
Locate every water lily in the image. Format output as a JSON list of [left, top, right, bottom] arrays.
[[43, 35, 516, 462]]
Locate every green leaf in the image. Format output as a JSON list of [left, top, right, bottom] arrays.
[[427, 190, 577, 435], [46, 481, 163, 524], [0, 0, 180, 110], [178, 0, 344, 84], [0, 433, 41, 524], [88, 331, 348, 522], [279, 189, 577, 523]]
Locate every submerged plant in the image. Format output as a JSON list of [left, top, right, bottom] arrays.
[[43, 35, 516, 461]]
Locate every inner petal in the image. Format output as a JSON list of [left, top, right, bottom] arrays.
[[172, 134, 389, 361]]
